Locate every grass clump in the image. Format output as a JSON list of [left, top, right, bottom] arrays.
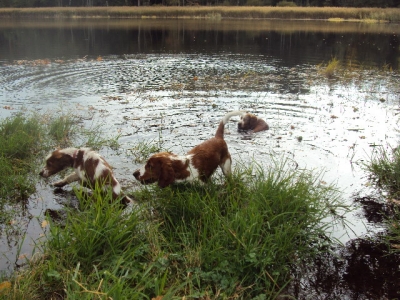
[[0, 113, 44, 201], [364, 146, 400, 252], [1, 161, 346, 299], [320, 57, 340, 78], [128, 137, 166, 163], [47, 114, 78, 148], [364, 146, 400, 198]]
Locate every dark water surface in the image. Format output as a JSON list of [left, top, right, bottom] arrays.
[[0, 19, 399, 299]]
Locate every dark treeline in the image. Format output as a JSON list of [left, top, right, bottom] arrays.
[[1, 19, 398, 69], [1, 0, 400, 8]]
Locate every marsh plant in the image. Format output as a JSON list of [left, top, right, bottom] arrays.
[[364, 146, 400, 198], [319, 57, 341, 78], [364, 145, 400, 251], [128, 131, 166, 163], [47, 114, 78, 148], [0, 113, 44, 202], [0, 160, 347, 299], [128, 139, 164, 163]]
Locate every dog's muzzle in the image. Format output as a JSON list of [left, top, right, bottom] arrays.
[[133, 169, 141, 180], [39, 168, 49, 178]]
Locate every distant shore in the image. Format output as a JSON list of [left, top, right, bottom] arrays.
[[0, 6, 399, 22]]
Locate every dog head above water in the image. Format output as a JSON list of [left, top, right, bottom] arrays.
[[238, 112, 269, 133]]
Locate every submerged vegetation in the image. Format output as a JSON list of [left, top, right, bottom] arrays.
[[0, 6, 399, 22], [0, 152, 346, 298]]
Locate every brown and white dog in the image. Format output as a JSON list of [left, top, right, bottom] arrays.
[[133, 111, 240, 188], [39, 147, 132, 204], [237, 112, 269, 133]]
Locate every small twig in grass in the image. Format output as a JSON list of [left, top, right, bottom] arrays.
[[265, 270, 281, 290], [72, 279, 106, 297]]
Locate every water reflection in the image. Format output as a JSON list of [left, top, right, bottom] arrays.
[[0, 19, 399, 69], [290, 236, 400, 300]]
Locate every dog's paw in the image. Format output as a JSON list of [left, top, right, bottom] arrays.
[[52, 181, 66, 188]]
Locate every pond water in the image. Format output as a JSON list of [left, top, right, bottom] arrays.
[[0, 18, 400, 298]]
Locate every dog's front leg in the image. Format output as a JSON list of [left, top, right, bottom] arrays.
[[52, 172, 80, 187]]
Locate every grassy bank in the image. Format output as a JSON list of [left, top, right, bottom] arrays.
[[0, 6, 399, 22], [0, 164, 346, 299], [0, 112, 347, 298]]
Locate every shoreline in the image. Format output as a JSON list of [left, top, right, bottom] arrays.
[[0, 6, 399, 22]]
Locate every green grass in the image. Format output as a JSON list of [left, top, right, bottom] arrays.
[[320, 57, 340, 79], [364, 146, 400, 253], [47, 114, 79, 148], [364, 146, 400, 198], [0, 161, 347, 299], [0, 110, 121, 240], [0, 113, 45, 202], [128, 136, 167, 163], [0, 111, 121, 203]]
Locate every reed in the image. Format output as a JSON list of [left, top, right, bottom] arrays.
[[0, 6, 399, 22]]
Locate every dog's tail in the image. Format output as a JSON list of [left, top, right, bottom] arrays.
[[215, 111, 246, 139]]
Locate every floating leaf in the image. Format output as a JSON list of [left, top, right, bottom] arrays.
[[18, 254, 27, 260], [41, 220, 49, 228], [0, 281, 11, 293]]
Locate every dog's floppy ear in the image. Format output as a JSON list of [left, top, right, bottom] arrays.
[[158, 159, 175, 188], [249, 115, 258, 129]]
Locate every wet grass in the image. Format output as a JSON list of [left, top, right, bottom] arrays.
[[127, 131, 167, 163], [0, 6, 399, 22], [320, 57, 340, 79], [128, 139, 165, 163], [0, 113, 46, 202], [365, 146, 400, 199], [0, 113, 117, 200], [364, 146, 400, 252], [0, 110, 121, 231], [0, 160, 346, 299]]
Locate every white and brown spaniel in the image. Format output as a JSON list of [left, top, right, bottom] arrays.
[[39, 147, 132, 204], [133, 111, 241, 188], [237, 112, 269, 133]]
